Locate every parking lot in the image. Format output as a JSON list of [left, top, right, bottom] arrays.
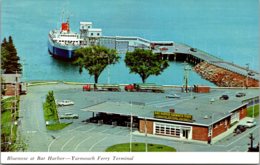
[[18, 83, 259, 152]]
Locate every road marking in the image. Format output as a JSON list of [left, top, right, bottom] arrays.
[[98, 128, 111, 133], [74, 136, 92, 151], [48, 135, 60, 152], [61, 136, 75, 151], [156, 98, 190, 108], [68, 125, 86, 132], [226, 125, 259, 147], [228, 146, 239, 152], [146, 100, 174, 106], [113, 130, 126, 135], [26, 131, 37, 133], [88, 137, 106, 151]]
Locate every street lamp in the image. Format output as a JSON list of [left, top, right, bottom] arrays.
[[107, 56, 110, 84], [252, 98, 255, 118], [245, 63, 249, 89], [183, 63, 191, 93], [144, 117, 148, 152]]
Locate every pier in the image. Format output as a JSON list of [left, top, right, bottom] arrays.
[[100, 36, 259, 83]]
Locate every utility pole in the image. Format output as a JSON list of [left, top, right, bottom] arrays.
[[183, 63, 191, 93], [145, 117, 148, 152], [129, 112, 133, 152], [107, 56, 110, 84], [252, 98, 255, 118], [249, 133, 254, 149], [11, 71, 18, 144], [245, 63, 249, 89]]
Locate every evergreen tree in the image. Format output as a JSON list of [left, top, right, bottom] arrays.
[[44, 91, 59, 122], [1, 37, 8, 48], [1, 47, 8, 71], [1, 36, 22, 74]]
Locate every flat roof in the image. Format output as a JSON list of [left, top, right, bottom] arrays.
[[81, 88, 259, 126], [88, 28, 102, 32], [80, 22, 92, 24]]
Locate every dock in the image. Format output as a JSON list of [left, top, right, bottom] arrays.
[[100, 36, 259, 82]]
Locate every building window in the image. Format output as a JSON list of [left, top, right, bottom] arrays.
[[97, 33, 100, 36], [91, 33, 93, 36], [154, 122, 189, 138]]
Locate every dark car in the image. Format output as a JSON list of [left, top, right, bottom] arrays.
[[220, 95, 229, 100], [233, 125, 247, 134], [248, 71, 255, 76], [236, 92, 246, 97], [190, 48, 197, 52]]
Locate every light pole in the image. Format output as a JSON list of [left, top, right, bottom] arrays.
[[130, 113, 133, 152], [245, 63, 249, 89], [184, 63, 191, 93], [107, 56, 110, 84], [144, 117, 148, 152], [129, 102, 133, 152], [252, 98, 255, 118]]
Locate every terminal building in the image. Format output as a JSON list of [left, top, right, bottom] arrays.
[[82, 91, 258, 143]]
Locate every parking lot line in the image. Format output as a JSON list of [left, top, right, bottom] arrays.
[[88, 137, 106, 151], [74, 136, 92, 151], [226, 125, 259, 147], [98, 128, 111, 133], [68, 125, 88, 132], [61, 136, 75, 151], [146, 100, 173, 106], [156, 98, 190, 108], [48, 135, 61, 152]]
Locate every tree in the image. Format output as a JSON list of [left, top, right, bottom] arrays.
[[1, 47, 8, 71], [44, 91, 59, 122], [73, 45, 120, 84], [125, 49, 169, 83], [1, 36, 22, 74]]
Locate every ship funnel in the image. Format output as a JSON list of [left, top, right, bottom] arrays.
[[61, 22, 70, 32]]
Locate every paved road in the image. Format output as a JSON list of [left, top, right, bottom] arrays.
[[18, 83, 259, 152]]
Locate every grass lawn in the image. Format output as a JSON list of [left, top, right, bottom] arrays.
[[106, 143, 176, 152], [47, 122, 72, 131], [247, 104, 259, 118], [1, 97, 19, 151], [43, 92, 71, 131]]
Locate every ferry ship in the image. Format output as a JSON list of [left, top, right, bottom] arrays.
[[48, 19, 102, 60]]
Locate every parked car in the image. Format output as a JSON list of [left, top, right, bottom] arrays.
[[248, 71, 255, 76], [233, 125, 247, 134], [220, 95, 229, 100], [60, 113, 79, 119], [236, 92, 246, 97], [190, 47, 197, 52], [57, 100, 74, 106], [244, 119, 256, 128], [166, 94, 180, 98]]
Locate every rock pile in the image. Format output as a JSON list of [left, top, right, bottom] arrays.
[[194, 62, 259, 87]]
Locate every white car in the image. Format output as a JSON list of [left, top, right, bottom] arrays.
[[60, 113, 79, 119], [57, 100, 74, 106], [166, 94, 180, 98], [244, 119, 256, 128]]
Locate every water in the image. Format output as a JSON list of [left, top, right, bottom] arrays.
[[2, 0, 259, 85]]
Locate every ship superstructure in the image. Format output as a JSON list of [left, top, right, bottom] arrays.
[[48, 19, 102, 59]]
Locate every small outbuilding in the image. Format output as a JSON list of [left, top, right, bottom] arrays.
[[193, 85, 210, 93], [1, 74, 26, 96]]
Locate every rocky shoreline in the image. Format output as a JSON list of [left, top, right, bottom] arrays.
[[194, 62, 259, 87]]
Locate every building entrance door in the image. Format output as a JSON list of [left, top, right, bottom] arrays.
[[182, 130, 189, 139]]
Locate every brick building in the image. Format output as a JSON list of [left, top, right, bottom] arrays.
[[1, 74, 26, 96], [83, 91, 256, 143]]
